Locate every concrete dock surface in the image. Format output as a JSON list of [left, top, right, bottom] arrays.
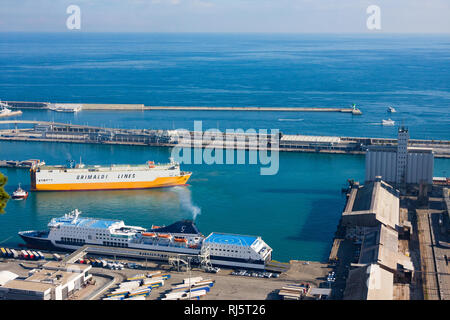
[[0, 257, 332, 300]]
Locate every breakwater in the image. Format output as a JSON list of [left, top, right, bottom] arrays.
[[5, 101, 363, 114]]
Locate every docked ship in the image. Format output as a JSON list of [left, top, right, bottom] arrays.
[[48, 103, 82, 113], [30, 159, 191, 191], [19, 210, 273, 270], [0, 101, 12, 116]]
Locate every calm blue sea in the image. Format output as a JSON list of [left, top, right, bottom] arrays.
[[0, 33, 449, 262]]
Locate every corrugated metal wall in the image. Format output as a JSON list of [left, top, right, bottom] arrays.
[[366, 150, 434, 184], [406, 152, 434, 184], [365, 151, 397, 183]]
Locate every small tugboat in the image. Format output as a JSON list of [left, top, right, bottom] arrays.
[[12, 184, 28, 200], [387, 106, 397, 113]]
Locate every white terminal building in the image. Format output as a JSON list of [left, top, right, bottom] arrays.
[[0, 262, 92, 300], [365, 127, 434, 185]]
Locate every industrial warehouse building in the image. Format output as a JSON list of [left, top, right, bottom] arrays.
[[340, 176, 415, 300], [341, 177, 400, 231], [344, 264, 394, 300], [343, 224, 414, 300], [0, 262, 91, 300], [358, 224, 413, 275], [365, 127, 434, 185], [358, 224, 399, 272], [444, 188, 450, 235]]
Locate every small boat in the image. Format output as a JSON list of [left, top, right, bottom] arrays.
[[382, 119, 395, 126], [48, 103, 82, 113], [0, 101, 22, 118], [387, 106, 396, 113], [12, 184, 28, 200], [0, 101, 13, 116], [174, 237, 187, 243]]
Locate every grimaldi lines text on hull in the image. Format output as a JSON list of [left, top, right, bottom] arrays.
[[18, 209, 273, 270], [30, 159, 191, 191]]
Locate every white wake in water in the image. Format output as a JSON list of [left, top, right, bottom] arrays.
[[172, 186, 201, 221], [278, 118, 304, 122]]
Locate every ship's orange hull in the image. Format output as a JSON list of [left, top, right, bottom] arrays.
[[32, 174, 191, 191]]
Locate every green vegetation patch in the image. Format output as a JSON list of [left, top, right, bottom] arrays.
[[0, 173, 9, 214]]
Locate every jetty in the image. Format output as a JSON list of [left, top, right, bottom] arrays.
[[0, 110, 22, 118], [144, 106, 361, 114], [4, 101, 363, 115], [0, 120, 449, 158], [0, 159, 44, 168]]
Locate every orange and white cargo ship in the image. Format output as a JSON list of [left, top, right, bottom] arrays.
[[30, 159, 191, 191]]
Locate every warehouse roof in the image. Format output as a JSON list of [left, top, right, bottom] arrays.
[[26, 269, 80, 287], [0, 271, 18, 286], [281, 134, 341, 144], [344, 264, 394, 300], [1, 279, 54, 292], [342, 179, 400, 229], [358, 225, 399, 271], [444, 188, 450, 220], [43, 261, 91, 273], [407, 147, 433, 153], [367, 145, 433, 154]]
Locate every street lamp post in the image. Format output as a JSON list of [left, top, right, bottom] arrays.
[[188, 257, 192, 300]]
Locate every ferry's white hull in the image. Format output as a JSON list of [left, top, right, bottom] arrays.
[[20, 233, 201, 256], [209, 259, 266, 270]]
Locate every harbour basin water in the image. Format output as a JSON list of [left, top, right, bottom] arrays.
[[0, 33, 449, 262]]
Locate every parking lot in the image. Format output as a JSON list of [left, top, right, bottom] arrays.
[[1, 247, 333, 300]]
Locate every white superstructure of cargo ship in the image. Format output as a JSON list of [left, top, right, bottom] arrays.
[[30, 159, 191, 191]]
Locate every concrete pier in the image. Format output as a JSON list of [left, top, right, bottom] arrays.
[[144, 106, 360, 113], [0, 111, 22, 118], [6, 101, 363, 114], [0, 120, 449, 158]]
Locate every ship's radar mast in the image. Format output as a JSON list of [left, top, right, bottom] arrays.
[[65, 209, 81, 223], [169, 157, 179, 165]]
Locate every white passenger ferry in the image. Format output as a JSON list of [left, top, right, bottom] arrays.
[[18, 209, 273, 270]]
